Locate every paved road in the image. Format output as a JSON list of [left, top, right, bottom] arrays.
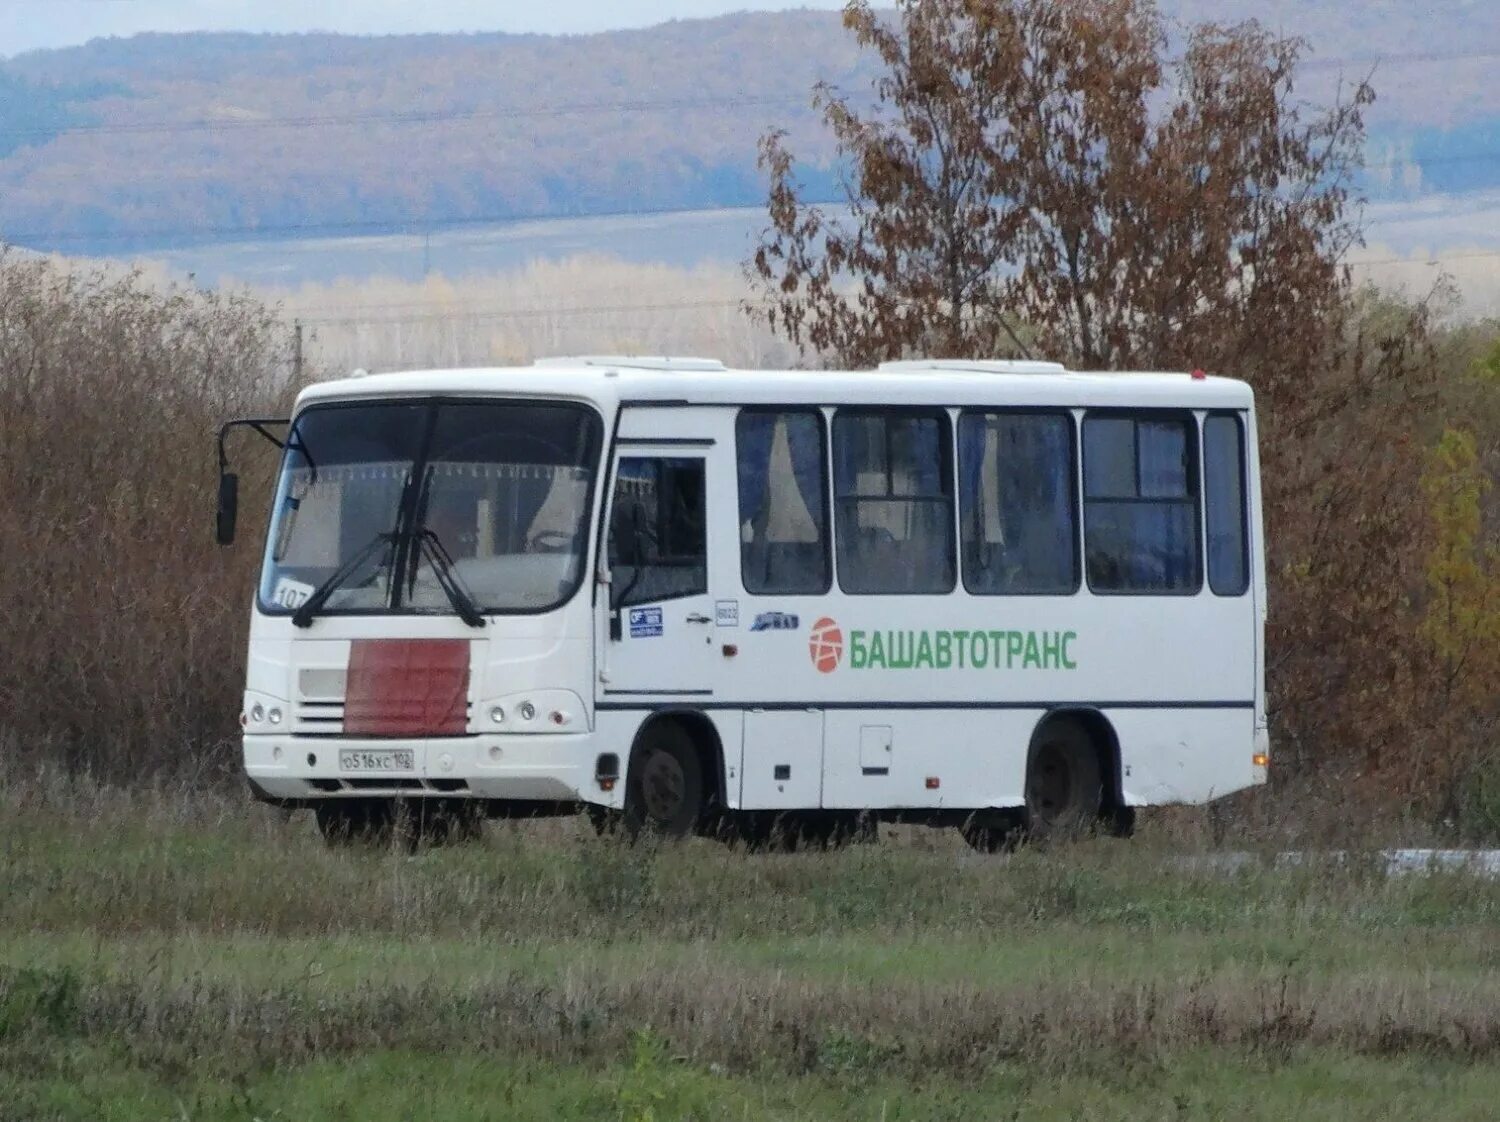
[[1177, 849, 1500, 877]]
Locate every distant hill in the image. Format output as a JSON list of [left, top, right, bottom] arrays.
[[0, 3, 1496, 255]]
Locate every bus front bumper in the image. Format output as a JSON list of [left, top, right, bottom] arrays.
[[243, 733, 609, 804]]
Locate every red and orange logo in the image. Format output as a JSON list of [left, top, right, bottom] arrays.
[[808, 616, 844, 673]]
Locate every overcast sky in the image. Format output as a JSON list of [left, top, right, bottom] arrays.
[[0, 1, 849, 57]]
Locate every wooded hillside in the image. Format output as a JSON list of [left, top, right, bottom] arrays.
[[0, 2, 1494, 253]]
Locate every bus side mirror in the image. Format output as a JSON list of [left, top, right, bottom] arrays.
[[216, 472, 239, 546]]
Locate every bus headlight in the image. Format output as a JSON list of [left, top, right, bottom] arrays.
[[268, 708, 283, 726], [476, 691, 585, 735], [250, 703, 265, 724]]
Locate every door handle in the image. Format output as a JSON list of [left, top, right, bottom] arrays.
[[685, 613, 712, 624]]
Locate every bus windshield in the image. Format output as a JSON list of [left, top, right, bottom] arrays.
[[259, 399, 603, 616]]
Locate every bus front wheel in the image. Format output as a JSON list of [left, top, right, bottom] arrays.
[[623, 723, 704, 838]]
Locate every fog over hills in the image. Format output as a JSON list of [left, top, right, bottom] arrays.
[[0, 3, 1495, 256]]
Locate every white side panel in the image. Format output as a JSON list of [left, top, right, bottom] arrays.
[[740, 710, 823, 809], [1112, 707, 1256, 804], [820, 709, 1034, 810]]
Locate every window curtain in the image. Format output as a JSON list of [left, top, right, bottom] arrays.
[[736, 412, 777, 528], [786, 415, 824, 528]]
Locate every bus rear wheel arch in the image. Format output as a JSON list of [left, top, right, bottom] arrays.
[[621, 712, 724, 839], [959, 711, 1124, 851], [1026, 711, 1129, 839]]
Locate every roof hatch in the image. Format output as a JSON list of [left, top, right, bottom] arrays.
[[877, 359, 1067, 375], [534, 355, 726, 372]]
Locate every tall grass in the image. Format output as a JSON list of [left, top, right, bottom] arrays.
[[3, 773, 1500, 1091]]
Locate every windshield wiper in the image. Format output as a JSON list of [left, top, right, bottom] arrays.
[[291, 531, 395, 628], [414, 529, 486, 628]]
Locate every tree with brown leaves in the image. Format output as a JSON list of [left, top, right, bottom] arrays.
[[752, 0, 1370, 375], [754, 0, 1461, 812]]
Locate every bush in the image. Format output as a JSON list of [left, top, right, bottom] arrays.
[[0, 250, 294, 778]]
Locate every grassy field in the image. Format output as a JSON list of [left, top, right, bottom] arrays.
[[2, 776, 1500, 1120]]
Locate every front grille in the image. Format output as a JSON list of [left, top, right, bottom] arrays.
[[295, 701, 345, 732], [292, 701, 472, 737]]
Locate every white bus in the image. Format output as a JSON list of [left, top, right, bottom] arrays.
[[218, 356, 1267, 847]]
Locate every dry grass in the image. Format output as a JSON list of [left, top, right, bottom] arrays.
[[4, 774, 1499, 1088]]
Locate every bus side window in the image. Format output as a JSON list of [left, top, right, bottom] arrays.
[[832, 410, 956, 595], [1082, 413, 1201, 594], [609, 457, 707, 606], [1203, 414, 1249, 596], [736, 409, 831, 594], [958, 411, 1078, 595]]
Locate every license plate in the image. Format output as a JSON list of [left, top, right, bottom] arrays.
[[338, 749, 415, 772]]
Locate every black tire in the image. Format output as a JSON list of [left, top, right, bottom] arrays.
[[959, 809, 1025, 853], [315, 799, 393, 846], [1024, 719, 1103, 838], [623, 722, 705, 838]]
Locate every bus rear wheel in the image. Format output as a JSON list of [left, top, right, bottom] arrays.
[[1025, 719, 1103, 838], [623, 723, 704, 839]]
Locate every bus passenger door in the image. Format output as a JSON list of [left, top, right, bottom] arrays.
[[598, 444, 721, 700]]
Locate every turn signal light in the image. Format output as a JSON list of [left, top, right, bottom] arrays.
[[1253, 753, 1269, 767]]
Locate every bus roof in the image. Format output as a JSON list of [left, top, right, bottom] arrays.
[[295, 357, 1255, 413]]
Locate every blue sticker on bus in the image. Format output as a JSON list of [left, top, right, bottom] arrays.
[[629, 606, 663, 637], [751, 612, 800, 632]]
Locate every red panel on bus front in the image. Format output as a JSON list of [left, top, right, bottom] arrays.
[[344, 639, 469, 737]]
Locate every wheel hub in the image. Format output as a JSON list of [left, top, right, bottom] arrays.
[[640, 749, 686, 821], [1028, 745, 1073, 820]]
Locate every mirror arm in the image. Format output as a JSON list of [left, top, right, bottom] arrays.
[[216, 417, 290, 548], [218, 417, 290, 474]]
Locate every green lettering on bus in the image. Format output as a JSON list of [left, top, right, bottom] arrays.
[[850, 630, 868, 670], [1005, 631, 1023, 667], [1023, 632, 1042, 669], [914, 631, 934, 669], [829, 626, 1080, 671], [1042, 630, 1062, 668]]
